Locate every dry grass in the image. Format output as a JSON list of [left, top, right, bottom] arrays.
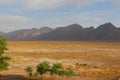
[[1, 41, 120, 80]]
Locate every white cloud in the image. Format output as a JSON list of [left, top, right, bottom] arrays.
[[0, 15, 32, 32], [76, 14, 104, 22], [0, 0, 16, 4], [114, 21, 120, 27], [6, 27, 15, 31], [25, 0, 110, 10], [7, 27, 14, 29], [3, 0, 120, 12], [114, 0, 120, 6], [0, 0, 11, 4], [0, 0, 109, 10], [0, 26, 18, 32], [71, 12, 106, 27], [25, 0, 64, 10], [75, 12, 103, 19], [113, 0, 120, 4], [0, 15, 31, 23], [0, 0, 119, 32]]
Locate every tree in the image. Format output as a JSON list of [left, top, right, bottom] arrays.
[[0, 36, 7, 56], [0, 36, 11, 71]]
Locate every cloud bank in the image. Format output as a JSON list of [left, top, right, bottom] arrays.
[[0, 0, 109, 10], [0, 0, 119, 32], [0, 15, 30, 23]]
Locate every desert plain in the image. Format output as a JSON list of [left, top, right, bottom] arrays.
[[0, 41, 120, 80]]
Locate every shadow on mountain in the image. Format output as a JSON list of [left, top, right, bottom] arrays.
[[1, 22, 120, 41]]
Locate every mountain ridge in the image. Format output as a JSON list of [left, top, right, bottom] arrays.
[[0, 22, 120, 41]]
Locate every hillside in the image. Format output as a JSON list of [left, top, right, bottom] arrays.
[[0, 22, 120, 41]]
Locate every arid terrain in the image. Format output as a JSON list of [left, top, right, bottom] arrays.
[[1, 41, 120, 80]]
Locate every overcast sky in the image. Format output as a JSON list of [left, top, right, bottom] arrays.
[[0, 0, 120, 32]]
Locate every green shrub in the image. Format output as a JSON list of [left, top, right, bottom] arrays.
[[24, 66, 33, 77], [50, 63, 63, 76], [34, 72, 39, 77], [65, 68, 75, 78], [25, 61, 77, 80], [37, 61, 50, 75], [0, 36, 11, 71]]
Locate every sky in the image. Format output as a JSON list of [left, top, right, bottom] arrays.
[[0, 0, 120, 32]]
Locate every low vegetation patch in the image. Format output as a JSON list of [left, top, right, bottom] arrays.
[[0, 36, 11, 74], [25, 61, 79, 80]]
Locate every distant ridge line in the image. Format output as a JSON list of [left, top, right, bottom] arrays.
[[0, 22, 120, 41]]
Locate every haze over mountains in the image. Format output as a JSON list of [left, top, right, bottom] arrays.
[[0, 22, 120, 41]]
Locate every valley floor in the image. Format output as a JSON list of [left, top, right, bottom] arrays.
[[1, 41, 120, 80]]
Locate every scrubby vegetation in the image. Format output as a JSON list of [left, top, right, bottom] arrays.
[[25, 61, 76, 80], [0, 36, 11, 72], [24, 66, 33, 77]]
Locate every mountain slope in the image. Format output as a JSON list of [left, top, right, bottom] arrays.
[[38, 24, 89, 40], [39, 22, 120, 41], [0, 22, 120, 41], [87, 22, 120, 40], [5, 27, 53, 40], [0, 31, 4, 35]]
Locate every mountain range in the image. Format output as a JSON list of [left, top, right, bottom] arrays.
[[0, 22, 120, 41]]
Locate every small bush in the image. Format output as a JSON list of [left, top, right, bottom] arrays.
[[24, 66, 33, 77], [37, 61, 50, 75], [34, 72, 39, 77], [50, 63, 63, 76], [25, 61, 77, 80]]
